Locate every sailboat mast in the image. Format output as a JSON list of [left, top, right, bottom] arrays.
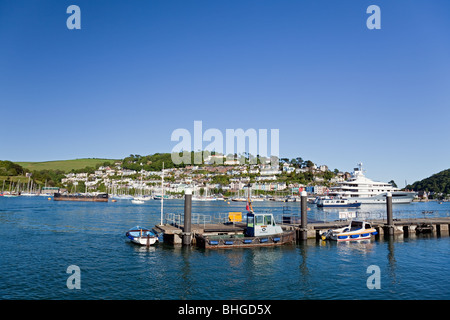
[[160, 162, 164, 225]]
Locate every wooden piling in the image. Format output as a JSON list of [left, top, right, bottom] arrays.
[[182, 188, 192, 245], [298, 191, 308, 241], [385, 192, 394, 237]]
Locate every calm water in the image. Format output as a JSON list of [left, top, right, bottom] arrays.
[[0, 197, 449, 300]]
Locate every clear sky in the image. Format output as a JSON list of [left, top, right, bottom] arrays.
[[1, 0, 449, 186]]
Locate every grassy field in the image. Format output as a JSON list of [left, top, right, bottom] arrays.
[[0, 175, 34, 184], [16, 158, 118, 172]]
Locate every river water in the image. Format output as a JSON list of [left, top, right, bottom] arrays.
[[0, 197, 449, 300]]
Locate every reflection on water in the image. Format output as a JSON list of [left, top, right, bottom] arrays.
[[386, 238, 398, 287], [0, 197, 449, 300], [336, 240, 375, 256]]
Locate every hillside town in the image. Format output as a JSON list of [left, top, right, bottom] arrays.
[[58, 155, 350, 199]]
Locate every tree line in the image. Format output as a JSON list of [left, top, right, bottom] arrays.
[[407, 168, 450, 197]]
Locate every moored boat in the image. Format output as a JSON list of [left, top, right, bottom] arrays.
[[53, 193, 108, 202], [3, 193, 19, 198], [317, 197, 361, 208], [133, 195, 152, 201], [153, 194, 172, 200], [110, 194, 134, 200], [329, 163, 415, 204], [125, 226, 158, 246], [320, 220, 378, 241], [192, 196, 217, 201], [196, 211, 295, 249]]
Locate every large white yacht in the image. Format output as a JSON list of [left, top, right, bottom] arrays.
[[329, 163, 415, 204]]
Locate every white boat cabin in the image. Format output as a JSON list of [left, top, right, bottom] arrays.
[[245, 212, 283, 237]]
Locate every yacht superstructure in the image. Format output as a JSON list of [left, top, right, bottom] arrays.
[[329, 163, 415, 204]]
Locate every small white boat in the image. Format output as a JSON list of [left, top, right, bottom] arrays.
[[3, 194, 18, 198], [133, 195, 152, 201], [192, 196, 217, 201], [153, 194, 172, 200], [321, 220, 378, 241], [317, 197, 361, 208], [131, 199, 145, 204], [125, 226, 158, 246], [111, 194, 134, 200]]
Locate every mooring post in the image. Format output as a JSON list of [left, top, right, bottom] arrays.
[[299, 191, 308, 241], [182, 188, 192, 246], [385, 192, 394, 236]]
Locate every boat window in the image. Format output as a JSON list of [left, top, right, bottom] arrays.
[[247, 215, 254, 228], [365, 223, 371, 229], [255, 215, 265, 226], [350, 221, 363, 231], [264, 215, 272, 226]]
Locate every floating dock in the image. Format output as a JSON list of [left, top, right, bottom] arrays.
[[298, 217, 450, 239], [153, 222, 246, 245], [154, 191, 450, 247], [154, 217, 450, 245], [154, 222, 295, 248]]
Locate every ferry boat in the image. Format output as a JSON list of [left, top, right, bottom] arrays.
[[316, 197, 361, 208], [53, 193, 108, 202], [125, 226, 158, 246], [320, 221, 378, 241], [328, 163, 415, 204]]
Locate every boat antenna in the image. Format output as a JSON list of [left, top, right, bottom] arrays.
[[246, 183, 253, 213]]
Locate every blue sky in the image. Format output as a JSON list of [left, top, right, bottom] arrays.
[[0, 0, 449, 186]]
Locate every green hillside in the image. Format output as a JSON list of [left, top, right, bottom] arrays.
[[16, 158, 118, 173], [407, 168, 450, 196]]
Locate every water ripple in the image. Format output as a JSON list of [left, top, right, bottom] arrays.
[[1, 197, 449, 300]]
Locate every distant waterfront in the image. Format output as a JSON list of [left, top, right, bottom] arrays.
[[0, 197, 449, 300]]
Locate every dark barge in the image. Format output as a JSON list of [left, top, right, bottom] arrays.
[[53, 193, 108, 202], [196, 211, 296, 248], [196, 230, 295, 249]]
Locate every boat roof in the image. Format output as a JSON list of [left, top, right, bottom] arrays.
[[128, 226, 150, 231], [246, 212, 274, 217]]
